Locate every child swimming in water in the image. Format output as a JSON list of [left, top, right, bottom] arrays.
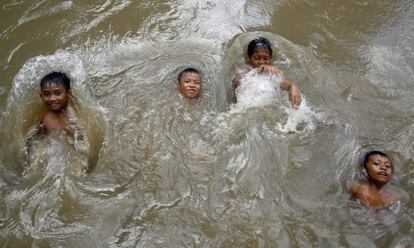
[[233, 37, 302, 108], [37, 72, 80, 138], [24, 72, 82, 141], [25, 72, 85, 166], [177, 68, 202, 99], [351, 151, 400, 209]]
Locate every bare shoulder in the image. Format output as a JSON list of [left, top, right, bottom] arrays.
[[350, 182, 363, 196]]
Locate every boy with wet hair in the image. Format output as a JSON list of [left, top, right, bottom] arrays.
[[25, 71, 87, 163], [233, 37, 301, 108], [38, 72, 77, 137], [177, 67, 202, 99], [25, 71, 83, 148], [351, 151, 400, 209]]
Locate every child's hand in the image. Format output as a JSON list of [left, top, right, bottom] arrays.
[[254, 65, 282, 77], [289, 84, 301, 109]]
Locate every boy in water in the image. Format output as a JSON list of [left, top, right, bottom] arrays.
[[24, 72, 92, 173], [25, 72, 82, 152], [351, 151, 400, 209], [177, 68, 202, 99], [233, 37, 301, 108], [38, 72, 78, 137]]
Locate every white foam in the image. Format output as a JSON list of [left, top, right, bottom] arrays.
[[231, 70, 320, 133], [233, 70, 282, 110], [277, 98, 318, 133]]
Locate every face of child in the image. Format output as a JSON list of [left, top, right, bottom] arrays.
[[178, 72, 202, 99], [249, 48, 272, 68], [40, 82, 70, 112], [365, 154, 393, 185]]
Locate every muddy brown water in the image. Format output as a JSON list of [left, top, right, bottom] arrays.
[[0, 1, 414, 247]]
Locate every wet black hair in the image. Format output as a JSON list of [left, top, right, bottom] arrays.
[[177, 68, 200, 82], [247, 37, 273, 58], [363, 151, 393, 169], [40, 72, 70, 91]]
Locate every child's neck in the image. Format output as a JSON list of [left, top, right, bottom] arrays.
[[51, 105, 68, 116], [366, 178, 386, 190]]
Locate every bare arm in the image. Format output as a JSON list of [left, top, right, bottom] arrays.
[[232, 73, 242, 89], [253, 65, 301, 108], [232, 69, 248, 89], [279, 79, 301, 108]]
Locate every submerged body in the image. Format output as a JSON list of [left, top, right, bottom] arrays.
[[25, 72, 87, 172], [38, 73, 76, 137], [351, 151, 400, 209], [177, 68, 202, 99], [233, 37, 301, 108]]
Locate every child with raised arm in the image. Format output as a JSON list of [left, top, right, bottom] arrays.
[[233, 37, 301, 108], [351, 151, 400, 209]]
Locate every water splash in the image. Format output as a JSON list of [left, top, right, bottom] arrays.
[[234, 70, 282, 110], [277, 98, 319, 133], [231, 70, 320, 133]]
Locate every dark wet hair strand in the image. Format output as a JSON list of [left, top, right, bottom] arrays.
[[40, 72, 71, 91], [363, 150, 393, 169], [247, 37, 273, 58], [177, 68, 200, 82]]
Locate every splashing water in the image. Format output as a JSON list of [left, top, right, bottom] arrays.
[[232, 70, 320, 133], [234, 70, 282, 109], [277, 98, 319, 133]]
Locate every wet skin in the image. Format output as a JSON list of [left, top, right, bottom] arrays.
[[246, 48, 301, 107], [39, 82, 72, 136], [351, 155, 399, 209], [178, 72, 202, 99], [40, 82, 70, 112], [364, 154, 393, 186]]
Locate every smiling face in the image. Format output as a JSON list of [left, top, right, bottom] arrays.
[[249, 48, 272, 68], [364, 154, 393, 186], [178, 72, 202, 99], [40, 82, 70, 112]]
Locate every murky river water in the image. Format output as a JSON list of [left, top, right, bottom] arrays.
[[1, 0, 414, 247]]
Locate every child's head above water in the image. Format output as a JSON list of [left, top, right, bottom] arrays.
[[247, 37, 273, 68], [177, 67, 202, 99], [362, 150, 393, 186], [39, 72, 71, 112], [40, 71, 70, 91]]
